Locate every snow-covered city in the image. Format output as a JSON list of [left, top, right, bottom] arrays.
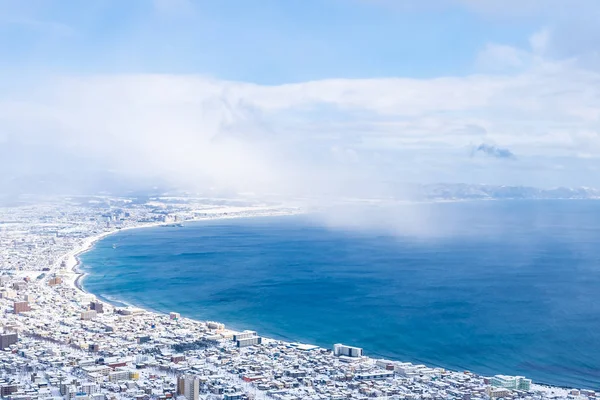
[[0, 196, 595, 400]]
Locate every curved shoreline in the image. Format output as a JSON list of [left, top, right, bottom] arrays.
[[73, 272, 84, 292], [62, 215, 595, 392], [64, 212, 301, 304]]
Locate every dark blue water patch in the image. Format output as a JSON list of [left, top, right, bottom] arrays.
[[80, 200, 600, 390]]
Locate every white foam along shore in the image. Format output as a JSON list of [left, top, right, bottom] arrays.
[[63, 221, 170, 294]]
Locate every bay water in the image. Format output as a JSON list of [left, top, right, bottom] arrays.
[[81, 200, 600, 389]]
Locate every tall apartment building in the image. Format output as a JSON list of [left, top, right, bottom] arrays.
[[0, 384, 18, 397], [90, 301, 104, 313], [81, 310, 97, 320], [333, 343, 363, 357], [13, 301, 30, 314], [232, 331, 257, 341], [0, 333, 18, 349], [177, 375, 200, 400], [48, 277, 63, 286], [81, 383, 99, 395], [206, 321, 224, 330], [236, 336, 262, 348], [490, 375, 532, 391]]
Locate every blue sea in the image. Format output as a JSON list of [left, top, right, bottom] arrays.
[[80, 200, 600, 390]]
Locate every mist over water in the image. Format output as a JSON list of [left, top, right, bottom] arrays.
[[81, 200, 600, 390]]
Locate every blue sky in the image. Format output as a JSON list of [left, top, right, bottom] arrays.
[[1, 0, 600, 195], [1, 0, 540, 82]]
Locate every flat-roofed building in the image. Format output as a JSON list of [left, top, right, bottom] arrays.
[[1, 384, 19, 397], [333, 343, 363, 358], [232, 331, 257, 341], [81, 310, 97, 320], [0, 332, 18, 349], [48, 277, 63, 286], [490, 375, 532, 391], [90, 301, 104, 313], [236, 336, 262, 348], [13, 301, 30, 314], [177, 375, 200, 400]]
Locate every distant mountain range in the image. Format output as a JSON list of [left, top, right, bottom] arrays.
[[417, 184, 600, 201]]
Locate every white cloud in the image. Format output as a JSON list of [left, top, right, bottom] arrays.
[[2, 46, 600, 196], [2, 0, 600, 196], [529, 29, 550, 55], [476, 44, 530, 71], [366, 0, 600, 71], [0, 0, 598, 208]]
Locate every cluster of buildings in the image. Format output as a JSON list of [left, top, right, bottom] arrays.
[[0, 196, 597, 400]]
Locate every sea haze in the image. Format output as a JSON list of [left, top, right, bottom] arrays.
[[80, 200, 600, 390]]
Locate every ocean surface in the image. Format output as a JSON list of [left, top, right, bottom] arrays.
[[80, 200, 600, 390]]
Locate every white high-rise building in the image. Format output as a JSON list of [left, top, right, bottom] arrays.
[[333, 343, 363, 357], [490, 375, 532, 391]]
